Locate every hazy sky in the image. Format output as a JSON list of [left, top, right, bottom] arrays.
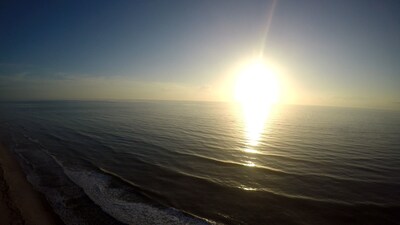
[[1, 0, 399, 109]]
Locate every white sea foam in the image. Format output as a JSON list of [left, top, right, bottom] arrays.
[[65, 168, 215, 225], [12, 148, 95, 224]]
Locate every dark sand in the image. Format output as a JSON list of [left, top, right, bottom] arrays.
[[0, 143, 63, 225]]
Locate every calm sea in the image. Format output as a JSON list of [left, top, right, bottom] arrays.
[[0, 101, 399, 225]]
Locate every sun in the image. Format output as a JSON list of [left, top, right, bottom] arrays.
[[234, 60, 280, 106]]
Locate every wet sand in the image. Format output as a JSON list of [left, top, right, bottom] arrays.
[[0, 142, 63, 225]]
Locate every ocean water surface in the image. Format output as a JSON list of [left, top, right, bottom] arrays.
[[0, 101, 399, 225]]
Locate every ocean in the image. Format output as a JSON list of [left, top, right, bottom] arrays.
[[0, 101, 399, 225]]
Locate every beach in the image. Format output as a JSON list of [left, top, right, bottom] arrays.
[[0, 142, 62, 225]]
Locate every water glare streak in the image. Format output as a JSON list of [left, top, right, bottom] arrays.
[[241, 102, 272, 148]]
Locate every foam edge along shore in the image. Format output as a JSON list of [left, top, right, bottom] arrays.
[[2, 130, 219, 225]]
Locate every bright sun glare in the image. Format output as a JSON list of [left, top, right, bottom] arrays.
[[235, 59, 280, 106], [234, 59, 281, 148]]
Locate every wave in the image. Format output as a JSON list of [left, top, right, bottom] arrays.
[[64, 167, 215, 225], [156, 148, 399, 185], [6, 131, 215, 225], [28, 120, 398, 188], [8, 137, 124, 225], [34, 126, 400, 207]]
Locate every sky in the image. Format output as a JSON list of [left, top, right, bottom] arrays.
[[0, 0, 399, 109]]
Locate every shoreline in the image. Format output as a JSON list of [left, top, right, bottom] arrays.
[[0, 142, 63, 225]]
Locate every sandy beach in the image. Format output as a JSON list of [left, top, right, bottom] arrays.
[[0, 142, 63, 225]]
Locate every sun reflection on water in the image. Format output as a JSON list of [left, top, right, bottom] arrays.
[[239, 103, 272, 168], [241, 102, 272, 148], [232, 59, 280, 174], [245, 161, 256, 167], [233, 59, 279, 155], [244, 148, 259, 154]]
